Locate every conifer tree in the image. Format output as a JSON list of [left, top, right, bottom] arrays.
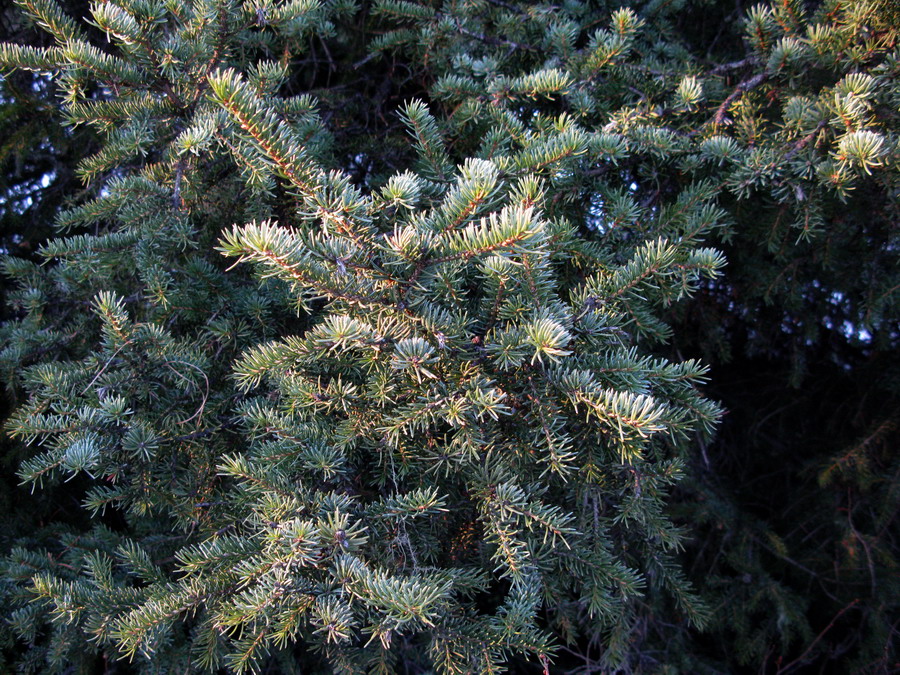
[[0, 0, 896, 673]]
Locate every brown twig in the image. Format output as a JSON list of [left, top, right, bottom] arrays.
[[80, 341, 133, 395], [484, 0, 526, 14], [708, 57, 756, 75], [783, 120, 828, 162], [165, 359, 210, 426], [453, 21, 536, 51], [173, 158, 185, 210], [353, 51, 380, 69], [713, 72, 768, 125], [775, 599, 859, 674]]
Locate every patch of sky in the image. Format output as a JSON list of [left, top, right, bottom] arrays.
[[820, 287, 873, 344], [586, 192, 605, 232], [0, 171, 57, 214]]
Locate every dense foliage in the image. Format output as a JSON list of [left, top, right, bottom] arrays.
[[0, 0, 896, 673]]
